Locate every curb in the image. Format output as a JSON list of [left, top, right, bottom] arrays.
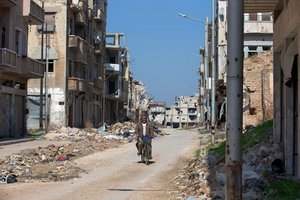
[[0, 138, 34, 146]]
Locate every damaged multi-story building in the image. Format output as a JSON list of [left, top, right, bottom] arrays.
[[204, 0, 274, 128], [27, 0, 133, 129], [217, 0, 300, 179], [25, 0, 102, 129], [0, 0, 45, 138], [166, 95, 200, 128], [103, 33, 130, 124], [126, 79, 149, 122]]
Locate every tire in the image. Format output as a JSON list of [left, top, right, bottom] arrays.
[[141, 149, 145, 163], [144, 143, 150, 165]]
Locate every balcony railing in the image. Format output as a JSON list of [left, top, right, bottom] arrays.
[[25, 57, 44, 77], [68, 77, 87, 92], [94, 44, 103, 55], [0, 48, 17, 71], [23, 0, 44, 25], [94, 9, 105, 22], [104, 63, 121, 73], [75, 11, 87, 25], [68, 35, 80, 48], [244, 21, 273, 34], [70, 0, 87, 12], [106, 89, 121, 100], [93, 78, 102, 90], [0, 0, 17, 7], [69, 35, 88, 64]]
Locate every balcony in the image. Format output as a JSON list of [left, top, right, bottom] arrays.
[[25, 57, 44, 78], [106, 89, 121, 100], [94, 9, 105, 22], [244, 0, 280, 13], [75, 11, 87, 26], [68, 77, 87, 92], [68, 35, 80, 48], [69, 35, 88, 64], [93, 78, 103, 90], [70, 0, 87, 12], [23, 0, 44, 25], [0, 48, 17, 71], [244, 21, 273, 34], [104, 63, 121, 73], [94, 44, 103, 55], [0, 0, 17, 7]]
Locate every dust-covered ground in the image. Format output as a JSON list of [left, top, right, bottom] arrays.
[[0, 129, 199, 200]]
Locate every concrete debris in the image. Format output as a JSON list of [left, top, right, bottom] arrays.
[[0, 121, 166, 184], [103, 135, 123, 140], [171, 128, 283, 199], [1, 174, 17, 184]]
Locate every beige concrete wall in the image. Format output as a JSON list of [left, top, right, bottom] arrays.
[[28, 0, 67, 128], [243, 51, 274, 127], [27, 0, 108, 129], [0, 0, 44, 137]]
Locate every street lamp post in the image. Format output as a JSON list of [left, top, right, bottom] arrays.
[[211, 0, 217, 131], [225, 0, 244, 199], [204, 17, 210, 130], [177, 13, 210, 129]]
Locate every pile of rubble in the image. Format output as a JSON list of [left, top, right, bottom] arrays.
[[171, 128, 282, 199], [1, 121, 166, 184], [0, 138, 122, 183], [171, 133, 219, 200], [46, 123, 136, 143], [106, 121, 135, 135]]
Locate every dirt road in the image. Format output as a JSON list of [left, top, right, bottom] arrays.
[[1, 129, 199, 200]]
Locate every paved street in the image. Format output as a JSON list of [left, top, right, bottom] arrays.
[[1, 129, 199, 200]]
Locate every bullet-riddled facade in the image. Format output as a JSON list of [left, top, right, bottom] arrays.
[[214, 0, 274, 128], [27, 0, 107, 129], [166, 95, 200, 128], [0, 0, 45, 138]]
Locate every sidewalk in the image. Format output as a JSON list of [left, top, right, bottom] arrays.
[[0, 139, 70, 159]]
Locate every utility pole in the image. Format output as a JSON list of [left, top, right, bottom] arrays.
[[211, 0, 216, 128], [225, 0, 244, 199], [39, 21, 44, 130], [204, 17, 210, 130], [45, 23, 49, 133], [102, 67, 106, 125]]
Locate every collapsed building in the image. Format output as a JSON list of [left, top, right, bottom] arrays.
[[166, 95, 200, 128], [204, 0, 274, 128], [104, 33, 130, 124], [148, 102, 166, 125], [126, 80, 150, 122], [0, 0, 45, 138], [243, 51, 274, 127]]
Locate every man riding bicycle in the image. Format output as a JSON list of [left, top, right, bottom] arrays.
[[135, 114, 154, 159]]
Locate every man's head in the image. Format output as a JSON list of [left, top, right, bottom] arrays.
[[141, 115, 147, 123]]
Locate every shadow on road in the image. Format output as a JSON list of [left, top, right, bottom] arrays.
[[136, 161, 156, 165], [108, 188, 168, 192]]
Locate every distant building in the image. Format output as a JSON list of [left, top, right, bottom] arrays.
[[148, 102, 166, 125], [127, 80, 149, 122], [0, 0, 45, 138], [166, 95, 200, 128]]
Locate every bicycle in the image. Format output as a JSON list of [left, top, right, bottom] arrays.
[[140, 136, 152, 165]]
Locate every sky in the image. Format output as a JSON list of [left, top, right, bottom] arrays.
[[106, 0, 212, 106]]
